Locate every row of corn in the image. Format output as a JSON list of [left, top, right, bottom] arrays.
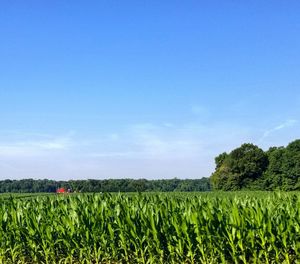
[[0, 192, 299, 263]]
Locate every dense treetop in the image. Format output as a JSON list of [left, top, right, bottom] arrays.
[[211, 139, 300, 191]]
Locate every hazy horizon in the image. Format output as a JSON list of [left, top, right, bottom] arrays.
[[1, 1, 299, 180]]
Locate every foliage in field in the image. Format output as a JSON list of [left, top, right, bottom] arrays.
[[0, 192, 299, 263], [211, 139, 300, 191]]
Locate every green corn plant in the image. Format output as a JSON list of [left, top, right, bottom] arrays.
[[0, 192, 300, 263]]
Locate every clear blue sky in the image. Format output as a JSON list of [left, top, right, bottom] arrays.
[[0, 1, 299, 180]]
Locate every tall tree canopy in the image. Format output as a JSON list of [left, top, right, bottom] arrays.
[[211, 143, 268, 190], [211, 139, 300, 191], [281, 139, 300, 190]]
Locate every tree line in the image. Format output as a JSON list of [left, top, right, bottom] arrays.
[[211, 139, 300, 191], [0, 178, 211, 193]]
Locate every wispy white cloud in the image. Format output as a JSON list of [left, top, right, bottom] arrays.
[[87, 121, 251, 162], [88, 151, 137, 158], [191, 105, 210, 117], [0, 121, 254, 179], [0, 133, 73, 157], [163, 123, 174, 128], [20, 137, 71, 150], [129, 123, 201, 159], [260, 119, 298, 141]]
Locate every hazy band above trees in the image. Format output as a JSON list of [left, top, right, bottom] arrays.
[[1, 139, 299, 193]]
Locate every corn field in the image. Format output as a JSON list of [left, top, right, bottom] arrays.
[[0, 192, 299, 263]]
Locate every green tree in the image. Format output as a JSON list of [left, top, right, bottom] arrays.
[[281, 139, 300, 190], [215, 152, 228, 169], [211, 143, 268, 190], [261, 146, 285, 190]]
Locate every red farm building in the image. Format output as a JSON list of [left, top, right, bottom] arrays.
[[56, 187, 66, 194]]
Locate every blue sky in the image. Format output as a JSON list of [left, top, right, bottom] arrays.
[[0, 1, 299, 180]]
